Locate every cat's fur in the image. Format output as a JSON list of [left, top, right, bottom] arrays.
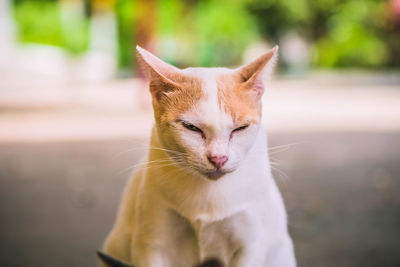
[[101, 46, 296, 267], [97, 250, 224, 267]]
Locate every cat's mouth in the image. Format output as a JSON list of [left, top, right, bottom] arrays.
[[202, 169, 231, 180]]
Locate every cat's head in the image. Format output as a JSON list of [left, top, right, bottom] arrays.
[[137, 45, 277, 180]]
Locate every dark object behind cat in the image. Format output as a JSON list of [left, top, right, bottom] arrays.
[[97, 251, 224, 267]]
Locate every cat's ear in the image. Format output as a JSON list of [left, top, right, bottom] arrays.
[[136, 45, 183, 102], [235, 46, 278, 98]]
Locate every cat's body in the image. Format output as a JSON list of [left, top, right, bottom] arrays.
[[102, 47, 296, 267]]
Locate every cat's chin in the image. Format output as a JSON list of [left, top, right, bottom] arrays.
[[202, 169, 230, 180]]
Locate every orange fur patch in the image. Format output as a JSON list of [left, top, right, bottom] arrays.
[[217, 73, 261, 125], [153, 75, 204, 123]]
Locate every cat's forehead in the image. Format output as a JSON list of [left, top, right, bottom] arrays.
[[181, 68, 233, 131], [180, 67, 260, 127]]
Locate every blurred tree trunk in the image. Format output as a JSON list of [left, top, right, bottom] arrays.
[[136, 0, 157, 108], [84, 0, 92, 18], [136, 0, 156, 76]]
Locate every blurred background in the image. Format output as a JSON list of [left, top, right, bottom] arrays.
[[1, 0, 400, 266]]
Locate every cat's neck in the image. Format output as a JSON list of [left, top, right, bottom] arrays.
[[145, 124, 272, 222]]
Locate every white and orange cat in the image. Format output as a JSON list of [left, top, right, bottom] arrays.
[[101, 46, 296, 267]]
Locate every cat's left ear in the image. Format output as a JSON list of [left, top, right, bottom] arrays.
[[235, 46, 278, 98], [136, 45, 184, 102]]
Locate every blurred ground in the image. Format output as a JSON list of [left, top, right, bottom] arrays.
[[0, 72, 400, 267]]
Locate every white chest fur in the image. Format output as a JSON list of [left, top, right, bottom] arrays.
[[116, 126, 297, 267]]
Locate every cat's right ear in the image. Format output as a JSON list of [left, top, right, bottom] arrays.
[[235, 46, 278, 99], [136, 46, 182, 102]]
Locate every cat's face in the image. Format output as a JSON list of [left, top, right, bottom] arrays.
[[137, 46, 277, 180]]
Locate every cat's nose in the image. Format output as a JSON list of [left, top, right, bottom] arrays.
[[207, 155, 228, 169]]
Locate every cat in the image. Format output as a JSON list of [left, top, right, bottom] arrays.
[[101, 45, 296, 267]]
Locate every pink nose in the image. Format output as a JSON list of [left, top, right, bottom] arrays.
[[207, 155, 228, 169]]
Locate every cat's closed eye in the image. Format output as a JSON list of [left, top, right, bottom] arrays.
[[232, 125, 249, 133], [182, 121, 203, 133]]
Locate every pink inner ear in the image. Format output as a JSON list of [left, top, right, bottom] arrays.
[[251, 77, 265, 98]]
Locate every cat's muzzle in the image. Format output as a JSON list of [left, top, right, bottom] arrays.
[[203, 169, 229, 180]]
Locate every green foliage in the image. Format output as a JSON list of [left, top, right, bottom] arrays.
[[155, 0, 258, 67], [115, 0, 137, 68], [195, 0, 258, 66], [13, 0, 89, 55], [157, 0, 183, 36], [248, 0, 395, 68], [61, 8, 90, 54], [314, 0, 390, 68], [155, 0, 185, 65], [13, 1, 63, 46], [314, 0, 388, 67], [12, 0, 399, 69]]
